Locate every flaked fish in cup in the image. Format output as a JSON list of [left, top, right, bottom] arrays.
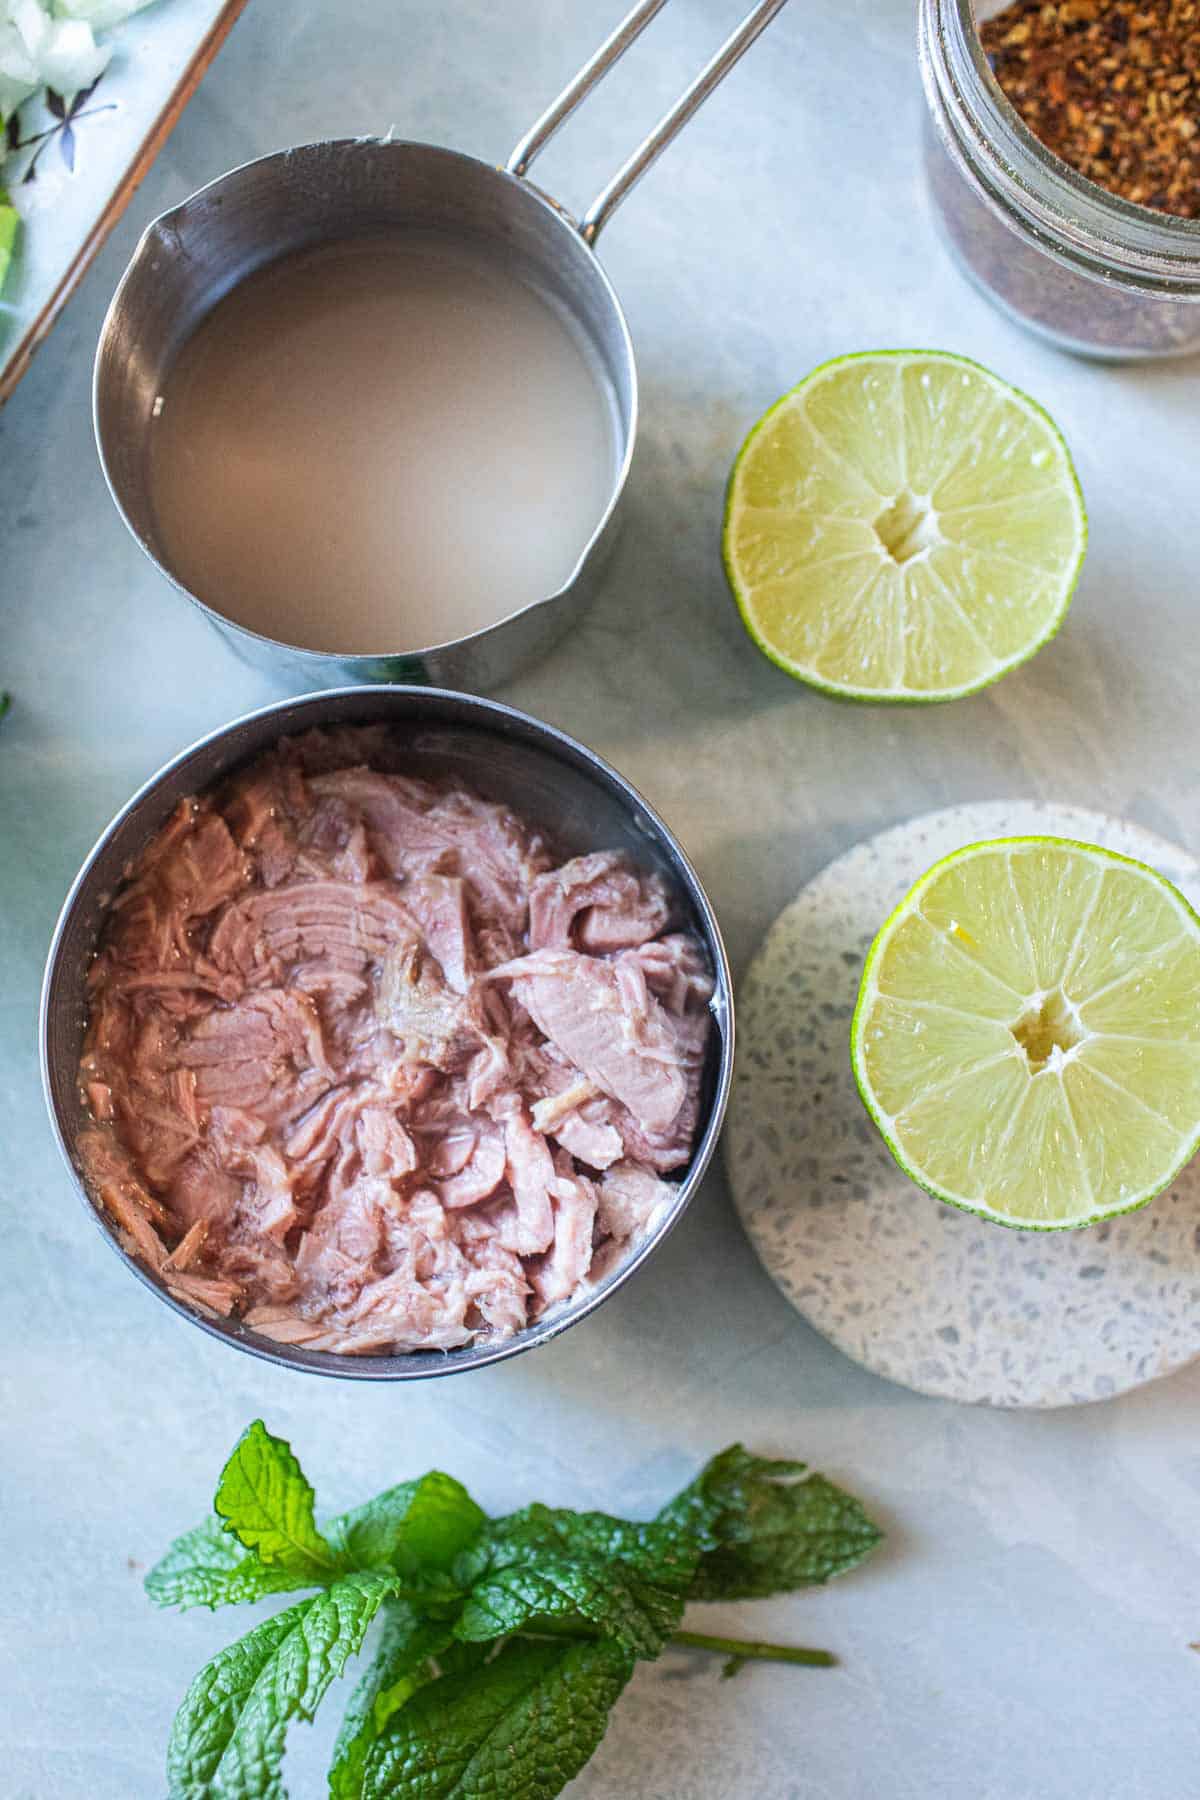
[[42, 689, 733, 1378]]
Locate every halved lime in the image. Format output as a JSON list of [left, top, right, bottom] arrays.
[[723, 351, 1086, 702], [851, 837, 1200, 1229]]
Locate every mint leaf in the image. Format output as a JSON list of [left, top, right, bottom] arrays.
[[430, 1641, 490, 1679], [329, 1473, 485, 1576], [167, 1601, 306, 1800], [360, 1637, 634, 1800], [215, 1420, 338, 1579], [658, 1445, 882, 1600], [329, 1603, 456, 1800], [454, 1505, 697, 1659], [146, 1515, 319, 1612], [167, 1570, 400, 1800]]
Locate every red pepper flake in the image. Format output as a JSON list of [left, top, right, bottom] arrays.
[[981, 0, 1200, 217]]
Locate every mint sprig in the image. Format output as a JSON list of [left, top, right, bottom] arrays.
[[149, 1424, 883, 1800]]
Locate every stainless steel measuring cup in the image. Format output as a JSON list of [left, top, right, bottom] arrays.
[[94, 0, 788, 691]]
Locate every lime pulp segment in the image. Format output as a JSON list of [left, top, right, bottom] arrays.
[[851, 838, 1200, 1228], [723, 351, 1087, 702]]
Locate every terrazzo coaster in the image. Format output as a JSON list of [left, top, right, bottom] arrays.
[[727, 801, 1200, 1409]]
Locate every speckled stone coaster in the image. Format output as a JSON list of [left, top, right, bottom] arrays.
[[727, 802, 1200, 1409]]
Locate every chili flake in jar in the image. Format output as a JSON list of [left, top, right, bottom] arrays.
[[982, 0, 1200, 218], [919, 0, 1200, 360]]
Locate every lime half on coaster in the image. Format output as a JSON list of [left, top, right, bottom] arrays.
[[723, 351, 1086, 702], [851, 837, 1200, 1229]]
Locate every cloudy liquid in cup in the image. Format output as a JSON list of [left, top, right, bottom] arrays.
[[146, 235, 621, 654]]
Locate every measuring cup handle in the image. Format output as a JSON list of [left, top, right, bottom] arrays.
[[506, 0, 790, 246]]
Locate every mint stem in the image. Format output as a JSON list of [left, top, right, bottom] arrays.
[[670, 1629, 836, 1669]]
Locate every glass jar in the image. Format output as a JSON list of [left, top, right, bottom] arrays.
[[918, 0, 1200, 360]]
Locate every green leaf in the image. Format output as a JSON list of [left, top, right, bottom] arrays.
[[328, 1472, 485, 1576], [360, 1636, 634, 1800], [152, 1433, 881, 1800], [146, 1515, 321, 1612], [454, 1505, 697, 1660], [0, 193, 18, 302], [167, 1570, 400, 1800], [430, 1641, 490, 1679], [329, 1603, 456, 1800], [215, 1420, 338, 1579], [657, 1445, 882, 1601], [167, 1602, 305, 1800]]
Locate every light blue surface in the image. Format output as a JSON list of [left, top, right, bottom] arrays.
[[2, 2, 1198, 1795]]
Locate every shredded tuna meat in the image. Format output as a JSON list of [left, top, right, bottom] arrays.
[[76, 729, 713, 1355]]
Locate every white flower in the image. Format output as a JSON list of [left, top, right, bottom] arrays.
[[0, 0, 157, 123]]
